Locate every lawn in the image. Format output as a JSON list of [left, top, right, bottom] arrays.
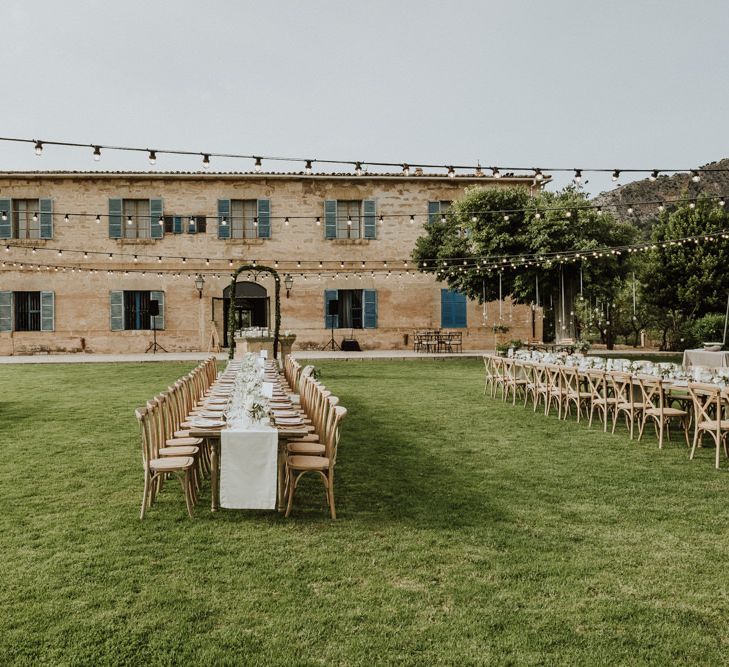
[[2, 359, 729, 665]]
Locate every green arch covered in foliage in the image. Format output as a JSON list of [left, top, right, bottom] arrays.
[[227, 265, 281, 359]]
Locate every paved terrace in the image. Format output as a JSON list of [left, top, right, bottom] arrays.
[[0, 348, 678, 364]]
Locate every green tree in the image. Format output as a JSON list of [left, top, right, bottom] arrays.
[[640, 197, 729, 349], [413, 185, 637, 345]]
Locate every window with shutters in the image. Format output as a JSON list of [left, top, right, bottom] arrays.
[[13, 199, 41, 239], [123, 199, 151, 239], [0, 198, 52, 239], [110, 290, 163, 331], [163, 215, 207, 234], [0, 291, 54, 332], [324, 199, 376, 240], [324, 289, 377, 329], [231, 200, 260, 239], [336, 200, 363, 239]]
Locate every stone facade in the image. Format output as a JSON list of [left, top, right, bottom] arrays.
[[0, 171, 543, 354]]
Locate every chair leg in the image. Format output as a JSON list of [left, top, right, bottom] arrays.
[[285, 471, 297, 517], [140, 473, 150, 520], [327, 472, 336, 520], [690, 428, 700, 460], [183, 471, 194, 518]]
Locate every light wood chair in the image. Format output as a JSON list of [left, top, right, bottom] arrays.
[[584, 369, 617, 432], [544, 364, 564, 418], [560, 366, 592, 422], [636, 375, 690, 448], [609, 371, 645, 439], [135, 406, 195, 519], [688, 383, 729, 469], [285, 406, 347, 519], [503, 358, 528, 405]]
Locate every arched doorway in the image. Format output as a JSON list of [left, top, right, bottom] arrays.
[[222, 281, 270, 345]]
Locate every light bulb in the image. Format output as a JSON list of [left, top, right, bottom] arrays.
[[284, 217, 289, 226], [34, 141, 43, 156], [32, 212, 38, 222], [492, 167, 501, 178], [410, 215, 415, 224], [148, 150, 156, 165], [534, 168, 544, 181], [305, 160, 312, 175], [402, 164, 410, 176], [254, 157, 262, 172], [202, 154, 210, 169], [691, 170, 700, 183], [612, 170, 620, 182], [447, 166, 455, 178], [573, 169, 582, 183], [354, 162, 362, 176], [93, 146, 101, 161], [96, 215, 101, 224], [127, 215, 133, 225], [649, 169, 658, 181]]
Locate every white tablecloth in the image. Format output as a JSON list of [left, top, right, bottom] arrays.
[[682, 349, 729, 369], [220, 423, 278, 509]]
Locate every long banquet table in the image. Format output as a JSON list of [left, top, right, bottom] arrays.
[[682, 349, 729, 369]]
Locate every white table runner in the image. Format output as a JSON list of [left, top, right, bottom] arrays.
[[682, 349, 729, 369], [220, 423, 278, 509]]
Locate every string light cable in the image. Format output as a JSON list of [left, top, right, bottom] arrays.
[[3, 134, 729, 179]]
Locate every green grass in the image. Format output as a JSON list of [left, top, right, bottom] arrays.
[[2, 359, 729, 665]]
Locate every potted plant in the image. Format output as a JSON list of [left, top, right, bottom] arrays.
[[492, 323, 510, 349]]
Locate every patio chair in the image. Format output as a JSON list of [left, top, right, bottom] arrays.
[[688, 383, 729, 469], [609, 371, 645, 440], [636, 375, 690, 448]]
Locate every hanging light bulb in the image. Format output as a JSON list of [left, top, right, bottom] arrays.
[[127, 215, 133, 225], [689, 201, 696, 209], [492, 167, 501, 178], [347, 216, 352, 227], [96, 214, 101, 224], [691, 170, 700, 182], [284, 217, 290, 226], [565, 210, 572, 218], [658, 203, 665, 213], [315, 216, 321, 226], [596, 206, 603, 216], [471, 214, 478, 223], [57, 249, 62, 257], [64, 213, 69, 223], [253, 156, 262, 172], [503, 214, 509, 222], [573, 169, 582, 183], [221, 217, 227, 226], [1, 211, 6, 221], [402, 164, 410, 176], [34, 140, 43, 156], [158, 216, 164, 226], [148, 150, 157, 165], [720, 198, 726, 207], [83, 252, 88, 259], [612, 169, 620, 181], [202, 154, 210, 169], [92, 145, 102, 161], [305, 160, 313, 175], [447, 166, 455, 178], [378, 215, 383, 225], [649, 169, 659, 181], [133, 255, 138, 262], [627, 206, 634, 214], [32, 211, 38, 222], [440, 214, 446, 223], [534, 211, 541, 219], [354, 161, 363, 176], [410, 215, 415, 224], [533, 168, 544, 181]]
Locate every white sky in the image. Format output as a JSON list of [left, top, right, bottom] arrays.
[[2, 0, 728, 195]]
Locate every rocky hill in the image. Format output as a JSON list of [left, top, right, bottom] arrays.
[[591, 158, 729, 235]]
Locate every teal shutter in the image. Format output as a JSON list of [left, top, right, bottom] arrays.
[[324, 289, 338, 328], [173, 216, 183, 234], [257, 199, 271, 238], [109, 199, 122, 238], [0, 199, 11, 238], [40, 291, 54, 331], [428, 201, 440, 225], [40, 199, 53, 239], [363, 199, 376, 239], [325, 200, 337, 239], [441, 289, 467, 328], [0, 291, 11, 332], [151, 291, 165, 330], [110, 291, 124, 331], [363, 289, 377, 328], [150, 199, 163, 238], [218, 199, 230, 239]]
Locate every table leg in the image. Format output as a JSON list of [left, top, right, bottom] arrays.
[[210, 438, 219, 512], [277, 444, 286, 512]]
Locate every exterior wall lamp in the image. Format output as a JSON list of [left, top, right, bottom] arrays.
[[194, 274, 205, 298], [284, 273, 294, 298]]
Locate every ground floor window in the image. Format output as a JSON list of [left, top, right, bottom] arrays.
[[0, 291, 55, 332], [110, 290, 165, 331], [324, 289, 377, 329], [441, 289, 467, 328]]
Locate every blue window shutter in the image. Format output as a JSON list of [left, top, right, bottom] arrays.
[[218, 199, 230, 239], [428, 201, 440, 225], [363, 199, 376, 239], [150, 199, 163, 238], [325, 200, 337, 239], [257, 199, 271, 238], [109, 199, 122, 238], [110, 291, 124, 331], [151, 290, 165, 330], [324, 289, 338, 328], [40, 199, 53, 239], [40, 291, 54, 331], [441, 289, 467, 328], [173, 216, 183, 234], [363, 289, 377, 328], [0, 199, 11, 238], [0, 291, 12, 331]]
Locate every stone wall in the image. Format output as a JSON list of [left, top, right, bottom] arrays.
[[0, 172, 542, 353]]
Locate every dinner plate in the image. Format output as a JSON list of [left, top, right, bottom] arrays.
[[200, 409, 226, 417], [191, 418, 225, 427], [272, 410, 298, 418], [275, 417, 304, 426]]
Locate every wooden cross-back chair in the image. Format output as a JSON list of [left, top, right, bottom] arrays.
[[688, 383, 729, 469]]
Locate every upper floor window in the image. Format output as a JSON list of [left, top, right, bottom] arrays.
[[217, 199, 270, 239], [0, 290, 55, 332], [164, 215, 207, 234], [0, 198, 53, 239], [109, 198, 163, 240], [324, 199, 376, 240], [427, 200, 452, 224], [324, 289, 378, 329]]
